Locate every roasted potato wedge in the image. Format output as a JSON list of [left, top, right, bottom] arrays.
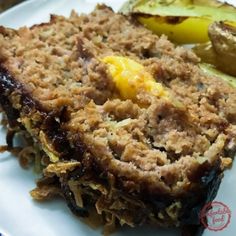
[[208, 22, 236, 76], [192, 42, 216, 65], [121, 0, 236, 44], [194, 22, 236, 76]]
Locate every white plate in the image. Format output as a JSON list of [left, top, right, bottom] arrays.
[[0, 1, 235, 236]]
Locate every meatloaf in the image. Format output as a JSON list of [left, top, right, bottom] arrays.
[[0, 4, 236, 236]]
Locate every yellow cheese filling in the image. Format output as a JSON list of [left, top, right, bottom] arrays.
[[102, 56, 168, 101]]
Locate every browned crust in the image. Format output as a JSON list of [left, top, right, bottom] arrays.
[[0, 4, 234, 234], [0, 63, 223, 231]]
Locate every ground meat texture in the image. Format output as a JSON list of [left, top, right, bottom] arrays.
[[0, 4, 235, 236]]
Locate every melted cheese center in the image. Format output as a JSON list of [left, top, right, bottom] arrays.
[[102, 56, 168, 100]]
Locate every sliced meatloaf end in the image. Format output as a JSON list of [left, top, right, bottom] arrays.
[[1, 4, 235, 235]]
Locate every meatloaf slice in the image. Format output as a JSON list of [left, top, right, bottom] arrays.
[[0, 4, 236, 236]]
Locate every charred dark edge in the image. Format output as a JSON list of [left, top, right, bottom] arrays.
[[0, 65, 223, 233], [90, 155, 223, 228], [179, 162, 223, 236], [0, 65, 85, 159], [0, 65, 88, 216], [61, 181, 89, 217]]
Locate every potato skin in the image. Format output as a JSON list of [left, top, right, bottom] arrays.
[[208, 22, 236, 76], [122, 0, 236, 44]]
